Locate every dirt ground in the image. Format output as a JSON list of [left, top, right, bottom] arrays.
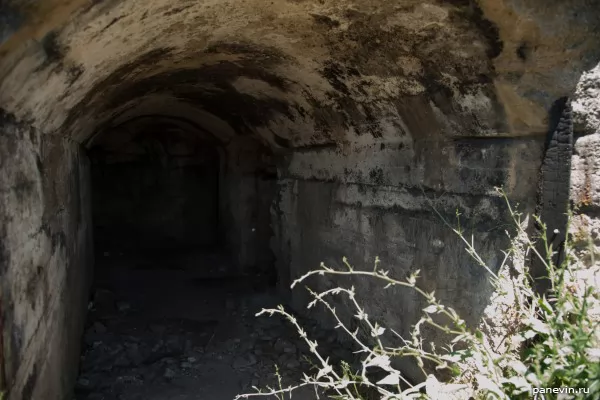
[[74, 250, 353, 400]]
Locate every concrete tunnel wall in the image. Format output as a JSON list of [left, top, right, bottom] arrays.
[[0, 0, 600, 398]]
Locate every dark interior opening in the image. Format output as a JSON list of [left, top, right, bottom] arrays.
[[88, 115, 278, 276], [90, 119, 221, 255], [76, 115, 303, 400]]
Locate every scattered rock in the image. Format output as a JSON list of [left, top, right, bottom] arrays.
[[149, 323, 166, 335], [273, 338, 287, 352], [116, 375, 143, 385], [76, 281, 324, 399], [233, 354, 257, 369], [151, 340, 164, 353], [278, 353, 291, 365], [166, 335, 184, 354], [573, 63, 600, 135], [163, 368, 176, 379], [283, 344, 296, 354], [84, 331, 103, 346], [142, 369, 159, 383], [126, 343, 145, 366], [114, 353, 131, 367], [77, 377, 91, 389], [116, 301, 131, 312]]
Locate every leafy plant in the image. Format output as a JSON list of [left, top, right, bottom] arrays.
[[236, 188, 600, 399]]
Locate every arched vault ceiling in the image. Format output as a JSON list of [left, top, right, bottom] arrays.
[[0, 0, 599, 149]]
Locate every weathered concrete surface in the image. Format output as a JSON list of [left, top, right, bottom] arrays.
[[574, 63, 600, 135], [571, 63, 600, 267], [0, 111, 93, 400], [272, 136, 544, 380], [571, 133, 600, 262], [568, 88, 600, 371], [220, 136, 277, 274], [1, 0, 599, 141], [0, 0, 599, 398]]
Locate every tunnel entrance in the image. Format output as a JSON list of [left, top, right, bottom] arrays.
[[88, 116, 279, 288], [2, 0, 600, 398], [74, 116, 311, 400]]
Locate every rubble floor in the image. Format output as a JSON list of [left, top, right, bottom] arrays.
[[75, 250, 350, 400]]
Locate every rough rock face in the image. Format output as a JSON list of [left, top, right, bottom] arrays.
[[0, 0, 599, 399], [571, 65, 600, 271], [574, 63, 600, 135]]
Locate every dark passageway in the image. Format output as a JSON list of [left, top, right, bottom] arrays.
[[90, 118, 221, 254], [75, 116, 308, 400]]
